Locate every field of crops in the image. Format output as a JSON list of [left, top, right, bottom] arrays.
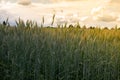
[[0, 20, 120, 80]]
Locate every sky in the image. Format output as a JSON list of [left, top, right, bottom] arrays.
[[0, 0, 120, 28]]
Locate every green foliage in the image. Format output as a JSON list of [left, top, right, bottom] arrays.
[[0, 21, 120, 80]]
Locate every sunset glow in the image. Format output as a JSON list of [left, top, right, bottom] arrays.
[[0, 0, 120, 28]]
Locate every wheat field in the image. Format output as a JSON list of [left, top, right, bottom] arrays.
[[0, 20, 120, 80]]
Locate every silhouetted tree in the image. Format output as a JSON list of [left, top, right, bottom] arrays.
[[3, 21, 6, 26]]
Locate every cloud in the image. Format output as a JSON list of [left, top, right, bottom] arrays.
[[0, 0, 120, 27], [91, 1, 120, 22], [17, 0, 31, 5], [50, 0, 82, 2], [107, 0, 120, 3], [93, 13, 118, 22], [80, 16, 89, 21]]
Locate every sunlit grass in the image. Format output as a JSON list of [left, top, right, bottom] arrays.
[[0, 19, 120, 80]]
